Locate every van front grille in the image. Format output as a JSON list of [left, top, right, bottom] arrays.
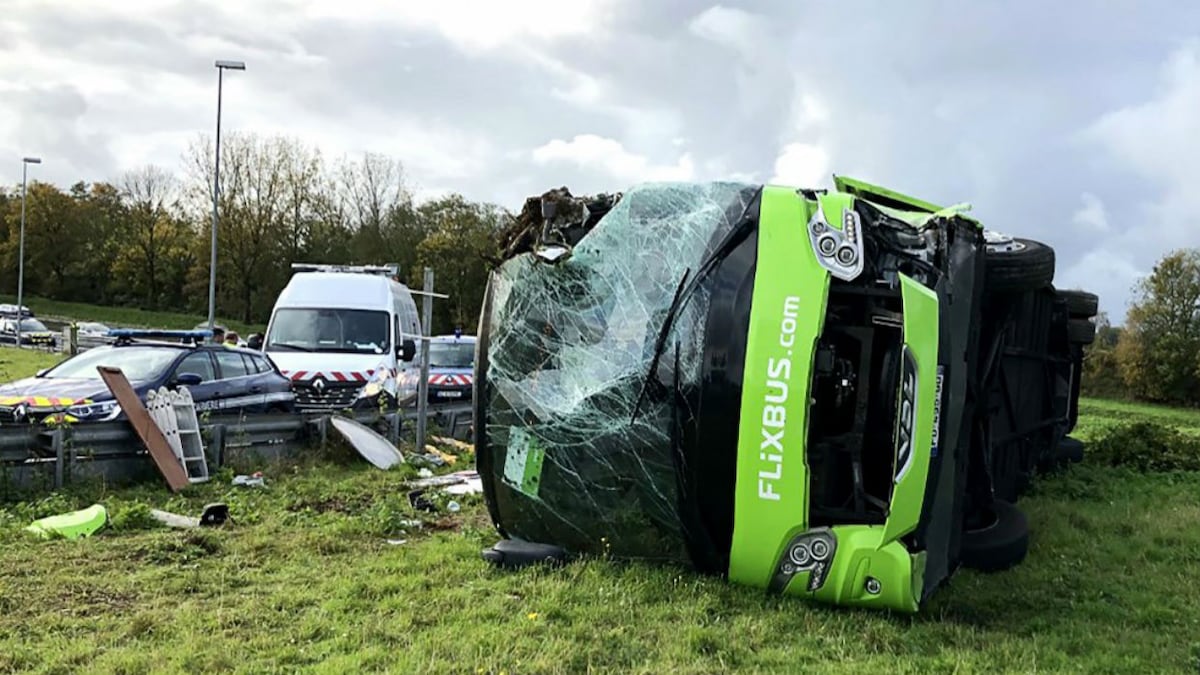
[[294, 382, 361, 411]]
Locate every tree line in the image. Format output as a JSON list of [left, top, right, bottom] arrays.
[[0, 133, 507, 335], [6, 135, 1199, 408], [1081, 248, 1200, 406]]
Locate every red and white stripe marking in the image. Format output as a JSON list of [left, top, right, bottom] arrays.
[[282, 370, 376, 382], [429, 373, 473, 386]]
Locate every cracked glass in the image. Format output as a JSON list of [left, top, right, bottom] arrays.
[[482, 182, 758, 561]]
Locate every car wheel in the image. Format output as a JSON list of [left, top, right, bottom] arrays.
[[960, 499, 1030, 572], [1057, 289, 1099, 319], [1067, 318, 1096, 345], [983, 233, 1055, 293]]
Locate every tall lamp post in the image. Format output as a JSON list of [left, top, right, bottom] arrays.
[[17, 156, 41, 349], [207, 59, 246, 333]]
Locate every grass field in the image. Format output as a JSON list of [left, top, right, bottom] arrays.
[[0, 346, 64, 381], [0, 294, 260, 335], [1, 394, 1197, 672], [1077, 396, 1200, 437]]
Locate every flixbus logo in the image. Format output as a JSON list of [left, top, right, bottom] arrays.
[[758, 295, 801, 501], [894, 346, 919, 482]]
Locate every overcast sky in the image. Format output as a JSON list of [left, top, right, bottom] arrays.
[[2, 0, 1198, 321]]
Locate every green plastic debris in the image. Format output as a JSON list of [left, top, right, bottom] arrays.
[[24, 504, 108, 540]]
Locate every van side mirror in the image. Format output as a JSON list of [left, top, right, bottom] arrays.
[[247, 334, 263, 350], [399, 338, 416, 362]]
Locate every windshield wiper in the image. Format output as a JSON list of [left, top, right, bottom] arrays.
[[629, 198, 762, 423], [269, 343, 313, 352], [631, 270, 691, 423]]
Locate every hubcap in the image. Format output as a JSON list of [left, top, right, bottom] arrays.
[[983, 229, 1025, 253]]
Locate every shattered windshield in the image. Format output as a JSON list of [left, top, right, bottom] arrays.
[[481, 182, 758, 562]]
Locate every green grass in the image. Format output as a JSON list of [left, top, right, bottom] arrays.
[[1077, 396, 1200, 439], [0, 346, 64, 381], [0, 294, 260, 335], [1, 397, 1199, 672]]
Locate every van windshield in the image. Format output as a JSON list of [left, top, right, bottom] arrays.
[[266, 309, 390, 354], [429, 342, 474, 368]]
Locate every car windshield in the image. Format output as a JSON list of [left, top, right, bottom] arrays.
[[43, 346, 180, 381], [18, 319, 48, 331], [266, 308, 390, 353], [428, 341, 474, 368]]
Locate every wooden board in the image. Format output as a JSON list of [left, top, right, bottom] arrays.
[[97, 366, 190, 492]]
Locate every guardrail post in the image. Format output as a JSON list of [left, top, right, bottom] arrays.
[[52, 427, 65, 489], [210, 424, 226, 468], [387, 411, 401, 446], [416, 267, 434, 454]]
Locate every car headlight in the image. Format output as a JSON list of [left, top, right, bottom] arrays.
[[66, 400, 121, 421]]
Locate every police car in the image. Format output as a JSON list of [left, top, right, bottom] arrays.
[[398, 331, 476, 404], [0, 329, 295, 424]]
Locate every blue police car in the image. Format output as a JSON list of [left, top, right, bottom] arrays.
[[0, 330, 296, 424]]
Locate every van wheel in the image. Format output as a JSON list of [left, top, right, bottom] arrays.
[[1057, 289, 1099, 319], [1067, 318, 1096, 345], [984, 233, 1055, 293], [960, 500, 1030, 572]]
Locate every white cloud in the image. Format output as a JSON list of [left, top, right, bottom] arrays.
[[769, 143, 829, 188], [531, 134, 695, 184], [300, 0, 620, 51], [1056, 247, 1144, 319], [1071, 192, 1110, 233], [1083, 41, 1200, 242], [688, 6, 768, 59]]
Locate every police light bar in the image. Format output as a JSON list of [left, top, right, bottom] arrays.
[[108, 329, 212, 343]]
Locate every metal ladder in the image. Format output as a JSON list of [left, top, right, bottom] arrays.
[[146, 387, 209, 483]]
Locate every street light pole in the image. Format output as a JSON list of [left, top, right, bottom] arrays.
[[207, 59, 245, 332], [17, 156, 41, 350]]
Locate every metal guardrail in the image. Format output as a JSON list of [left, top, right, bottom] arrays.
[[0, 401, 473, 495]]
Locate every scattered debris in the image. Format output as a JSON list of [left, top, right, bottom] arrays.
[[444, 475, 484, 496], [149, 503, 229, 529], [408, 490, 438, 513], [146, 386, 209, 484], [410, 453, 448, 468], [386, 539, 408, 546], [417, 468, 434, 478], [430, 436, 474, 454], [330, 415, 404, 469], [481, 539, 569, 569], [98, 366, 190, 491], [232, 472, 266, 488], [405, 470, 480, 490], [447, 501, 461, 513], [492, 187, 622, 266], [25, 504, 108, 540], [424, 445, 458, 466]]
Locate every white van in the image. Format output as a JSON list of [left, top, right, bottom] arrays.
[[262, 263, 421, 412]]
